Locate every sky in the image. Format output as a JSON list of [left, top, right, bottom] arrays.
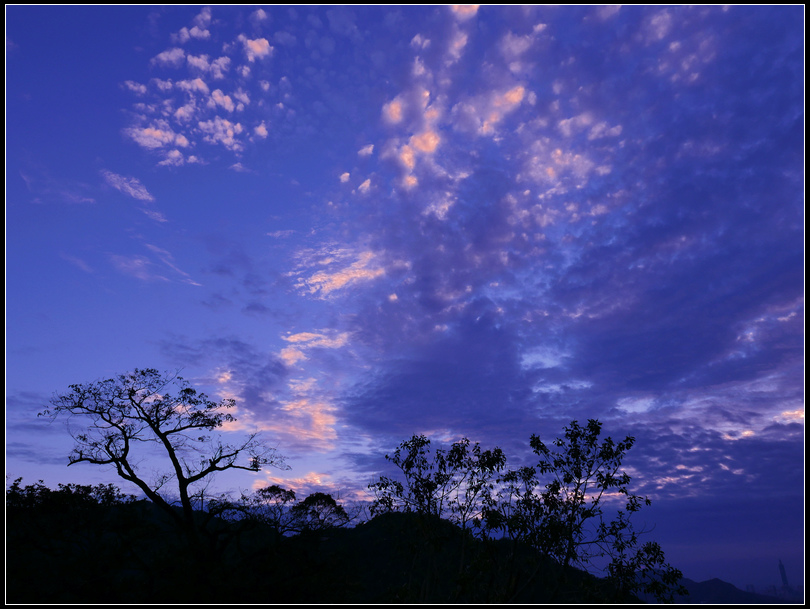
[[5, 5, 804, 591]]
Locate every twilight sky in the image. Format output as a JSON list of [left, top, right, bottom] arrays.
[[6, 5, 804, 590]]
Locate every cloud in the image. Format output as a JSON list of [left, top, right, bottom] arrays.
[[151, 47, 185, 68], [446, 30, 468, 63], [140, 208, 168, 222], [557, 112, 594, 137], [383, 98, 404, 124], [109, 254, 166, 282], [59, 252, 94, 273], [176, 77, 210, 94], [450, 5, 479, 20], [208, 88, 235, 112], [410, 130, 440, 154], [254, 122, 268, 138], [101, 170, 155, 201], [125, 122, 188, 150], [280, 330, 351, 366], [144, 243, 201, 285], [173, 100, 198, 123], [645, 9, 673, 43], [197, 116, 245, 152], [450, 85, 527, 136], [587, 121, 622, 140], [157, 149, 186, 166], [239, 34, 273, 62], [186, 53, 211, 71], [210, 56, 231, 79], [358, 144, 374, 156], [291, 248, 386, 298], [173, 7, 212, 43], [122, 80, 147, 95], [500, 32, 534, 60]]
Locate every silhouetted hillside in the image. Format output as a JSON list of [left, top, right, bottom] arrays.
[[284, 512, 640, 603], [671, 578, 796, 604], [7, 495, 639, 604], [10, 486, 798, 604]]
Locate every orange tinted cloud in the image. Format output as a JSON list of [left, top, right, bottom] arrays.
[[451, 5, 479, 19], [410, 130, 441, 153], [383, 99, 403, 123]]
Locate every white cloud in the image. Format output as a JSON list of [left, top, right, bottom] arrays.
[[233, 88, 250, 105], [283, 331, 351, 348], [500, 32, 534, 59], [174, 101, 198, 123], [193, 6, 212, 28], [411, 34, 430, 49], [357, 178, 371, 194], [588, 121, 622, 140], [410, 130, 440, 153], [646, 10, 673, 43], [447, 30, 468, 63], [383, 98, 404, 124], [122, 80, 147, 95], [157, 149, 185, 167], [239, 35, 273, 62], [274, 31, 297, 46], [279, 331, 350, 367], [188, 25, 210, 40], [140, 208, 168, 222], [110, 254, 166, 282], [197, 116, 244, 152], [358, 144, 374, 156], [340, 172, 350, 183], [208, 89, 235, 112], [557, 112, 594, 137], [101, 170, 155, 202], [292, 248, 386, 298], [60, 252, 94, 273], [450, 5, 479, 20], [254, 122, 268, 138], [151, 47, 185, 68], [452, 85, 526, 136], [151, 78, 174, 92], [186, 54, 210, 72], [210, 57, 231, 79], [176, 78, 209, 95]]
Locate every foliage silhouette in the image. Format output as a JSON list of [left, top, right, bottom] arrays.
[[291, 491, 351, 532], [40, 368, 287, 548], [369, 434, 506, 530], [370, 420, 687, 603], [16, 401, 692, 603]]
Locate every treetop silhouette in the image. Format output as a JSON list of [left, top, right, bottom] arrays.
[[40, 367, 287, 542]]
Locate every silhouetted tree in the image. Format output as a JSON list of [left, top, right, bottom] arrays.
[[291, 491, 351, 532], [369, 434, 506, 529], [231, 484, 299, 536], [40, 368, 287, 547], [371, 421, 687, 603], [483, 419, 686, 602]]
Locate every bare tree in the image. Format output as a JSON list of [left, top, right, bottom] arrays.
[[41, 368, 287, 544]]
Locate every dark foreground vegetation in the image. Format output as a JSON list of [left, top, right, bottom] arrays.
[[6, 478, 656, 604], [10, 368, 690, 603]]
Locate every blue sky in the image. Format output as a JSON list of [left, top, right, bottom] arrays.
[[6, 6, 804, 590]]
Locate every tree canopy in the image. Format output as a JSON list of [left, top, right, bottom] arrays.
[[28, 369, 688, 602], [370, 420, 687, 603], [40, 368, 287, 541]]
